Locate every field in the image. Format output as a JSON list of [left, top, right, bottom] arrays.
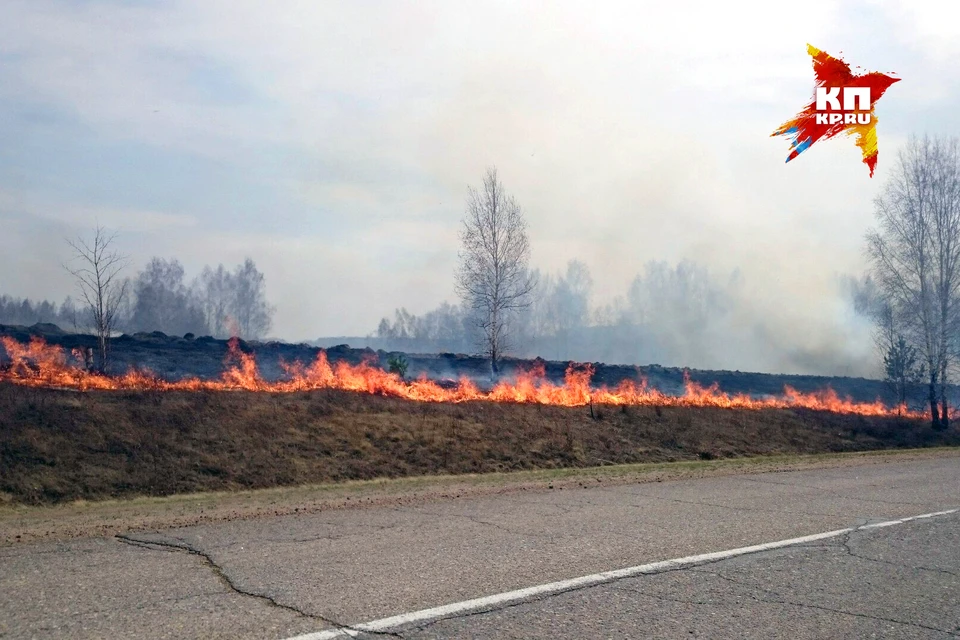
[[2, 382, 957, 506], [0, 322, 914, 403]]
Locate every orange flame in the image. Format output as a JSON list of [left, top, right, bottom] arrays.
[[0, 336, 919, 417]]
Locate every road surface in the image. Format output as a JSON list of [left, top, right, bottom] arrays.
[[2, 456, 959, 639]]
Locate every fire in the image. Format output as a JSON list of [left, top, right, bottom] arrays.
[[0, 336, 920, 417]]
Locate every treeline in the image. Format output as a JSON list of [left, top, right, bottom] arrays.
[[0, 257, 275, 340], [0, 295, 82, 330], [376, 258, 746, 369]]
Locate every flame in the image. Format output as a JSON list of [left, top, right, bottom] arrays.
[[0, 336, 920, 417]]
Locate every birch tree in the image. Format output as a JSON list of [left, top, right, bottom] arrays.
[[192, 259, 274, 339], [455, 168, 536, 374], [64, 226, 129, 372], [129, 258, 208, 336], [867, 135, 960, 430]]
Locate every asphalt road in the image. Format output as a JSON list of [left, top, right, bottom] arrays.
[[2, 456, 959, 639]]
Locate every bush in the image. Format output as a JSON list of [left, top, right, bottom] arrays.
[[387, 353, 409, 379]]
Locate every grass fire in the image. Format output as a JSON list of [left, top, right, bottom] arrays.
[[2, 138, 960, 509], [1, 335, 919, 418]]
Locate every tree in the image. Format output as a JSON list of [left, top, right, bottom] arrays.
[[232, 258, 274, 339], [548, 260, 593, 350], [883, 334, 924, 409], [192, 259, 275, 339], [60, 296, 80, 332], [375, 303, 472, 353], [422, 302, 469, 347], [64, 226, 129, 372], [862, 293, 922, 408], [376, 317, 395, 340], [517, 260, 593, 359], [194, 265, 232, 337], [455, 168, 536, 374], [129, 258, 208, 336], [623, 260, 730, 365], [867, 135, 960, 430]]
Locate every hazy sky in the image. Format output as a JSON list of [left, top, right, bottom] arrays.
[[2, 1, 959, 366]]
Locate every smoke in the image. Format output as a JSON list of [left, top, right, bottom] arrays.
[[372, 258, 878, 377], [2, 249, 879, 376]]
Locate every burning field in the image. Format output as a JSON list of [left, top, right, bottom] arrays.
[[1, 332, 958, 506], [0, 335, 922, 417]]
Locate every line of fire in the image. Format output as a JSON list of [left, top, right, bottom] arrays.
[[0, 335, 920, 418]]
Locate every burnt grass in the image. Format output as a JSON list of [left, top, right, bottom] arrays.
[[2, 383, 959, 506]]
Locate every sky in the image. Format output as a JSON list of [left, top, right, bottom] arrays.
[[1, 0, 959, 374]]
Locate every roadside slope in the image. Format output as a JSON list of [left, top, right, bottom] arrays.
[[2, 448, 959, 546], [2, 383, 957, 506]]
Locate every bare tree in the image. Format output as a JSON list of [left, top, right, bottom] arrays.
[[231, 258, 274, 339], [374, 303, 471, 353], [191, 259, 274, 339], [455, 167, 536, 374], [517, 260, 593, 359], [194, 265, 232, 337], [867, 135, 960, 430], [64, 226, 129, 372], [129, 258, 208, 336]]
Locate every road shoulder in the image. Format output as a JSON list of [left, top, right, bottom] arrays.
[[3, 447, 959, 546]]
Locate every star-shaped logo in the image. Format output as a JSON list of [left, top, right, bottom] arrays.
[[772, 45, 899, 177]]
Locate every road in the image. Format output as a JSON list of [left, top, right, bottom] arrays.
[[2, 456, 959, 639]]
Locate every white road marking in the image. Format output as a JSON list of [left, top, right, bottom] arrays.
[[284, 508, 959, 639]]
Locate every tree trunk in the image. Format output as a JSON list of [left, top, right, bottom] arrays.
[[98, 331, 108, 373], [937, 360, 950, 430], [938, 393, 949, 431], [929, 373, 941, 429]]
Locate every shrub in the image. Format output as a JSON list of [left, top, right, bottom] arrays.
[[387, 353, 409, 379]]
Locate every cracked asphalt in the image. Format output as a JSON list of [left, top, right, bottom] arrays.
[[2, 456, 959, 639]]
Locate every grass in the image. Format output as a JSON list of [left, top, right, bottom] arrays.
[[2, 381, 959, 509], [3, 446, 959, 546]]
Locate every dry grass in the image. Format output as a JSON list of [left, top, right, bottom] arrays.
[[5, 448, 960, 546], [1, 382, 958, 506]]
